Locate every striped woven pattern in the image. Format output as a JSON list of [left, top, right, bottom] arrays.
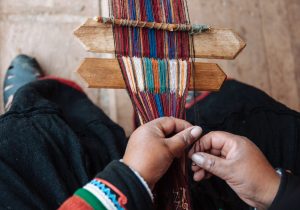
[[59, 179, 128, 210], [111, 0, 192, 124], [110, 0, 193, 209]]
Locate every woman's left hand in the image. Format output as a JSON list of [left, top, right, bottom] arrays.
[[123, 117, 202, 189]]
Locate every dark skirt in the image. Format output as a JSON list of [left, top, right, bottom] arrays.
[[0, 79, 299, 210]]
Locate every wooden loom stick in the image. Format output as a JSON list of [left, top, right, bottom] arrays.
[[94, 16, 210, 32], [74, 18, 246, 59], [77, 58, 227, 91]]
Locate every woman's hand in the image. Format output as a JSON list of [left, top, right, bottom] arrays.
[[123, 117, 202, 189], [189, 131, 280, 210]]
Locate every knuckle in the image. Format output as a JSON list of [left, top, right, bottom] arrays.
[[182, 134, 189, 146], [208, 131, 224, 141], [184, 132, 193, 145], [207, 131, 218, 136], [206, 158, 216, 170]]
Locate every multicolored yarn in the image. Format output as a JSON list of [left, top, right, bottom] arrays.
[[111, 0, 192, 122], [119, 57, 190, 121], [110, 0, 193, 209]]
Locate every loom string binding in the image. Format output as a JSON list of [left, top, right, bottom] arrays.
[[96, 15, 210, 34]]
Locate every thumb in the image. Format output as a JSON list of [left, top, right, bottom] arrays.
[[191, 152, 228, 180], [166, 126, 202, 157]]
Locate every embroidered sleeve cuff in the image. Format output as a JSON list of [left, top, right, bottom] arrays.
[[95, 160, 153, 210]]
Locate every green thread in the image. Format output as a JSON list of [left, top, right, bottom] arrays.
[[145, 58, 154, 93], [158, 59, 166, 93], [75, 188, 107, 210]]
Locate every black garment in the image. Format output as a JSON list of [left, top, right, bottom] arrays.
[[0, 79, 299, 210], [0, 80, 151, 209], [187, 80, 300, 210], [269, 171, 300, 210]]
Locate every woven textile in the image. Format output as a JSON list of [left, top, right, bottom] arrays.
[[111, 0, 192, 123], [110, 0, 193, 209]]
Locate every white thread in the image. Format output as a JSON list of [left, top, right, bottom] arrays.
[[182, 60, 188, 95], [178, 60, 188, 96], [169, 59, 178, 93], [84, 183, 117, 210], [132, 57, 145, 91], [178, 59, 183, 96], [122, 56, 137, 93]]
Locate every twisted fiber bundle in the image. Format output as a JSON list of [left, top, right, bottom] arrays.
[[110, 0, 194, 209]]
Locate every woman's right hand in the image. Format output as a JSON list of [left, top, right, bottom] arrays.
[[189, 131, 280, 210]]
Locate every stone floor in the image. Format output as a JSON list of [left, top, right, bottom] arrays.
[[0, 0, 134, 134], [1, 0, 299, 135]]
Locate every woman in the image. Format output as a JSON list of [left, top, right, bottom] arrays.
[[1, 55, 299, 210]]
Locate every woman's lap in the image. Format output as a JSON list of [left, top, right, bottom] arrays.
[[1, 79, 299, 209]]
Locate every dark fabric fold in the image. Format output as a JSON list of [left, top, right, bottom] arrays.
[[0, 80, 127, 209], [187, 80, 300, 210], [0, 79, 299, 210]]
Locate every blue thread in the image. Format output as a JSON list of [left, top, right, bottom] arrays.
[[165, 0, 172, 23], [133, 27, 139, 56], [155, 94, 164, 117], [149, 29, 157, 58], [144, 0, 154, 21], [168, 32, 175, 59], [90, 180, 125, 210], [129, 0, 139, 56], [129, 0, 136, 19], [144, 0, 156, 58]]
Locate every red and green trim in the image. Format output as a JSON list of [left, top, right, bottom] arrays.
[[74, 188, 107, 210]]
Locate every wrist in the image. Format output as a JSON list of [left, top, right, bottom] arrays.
[[120, 159, 154, 201], [122, 158, 156, 189], [255, 169, 281, 210]]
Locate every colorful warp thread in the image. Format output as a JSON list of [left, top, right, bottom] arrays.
[[110, 0, 193, 209]]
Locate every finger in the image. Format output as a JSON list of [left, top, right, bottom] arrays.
[[193, 170, 205, 182], [191, 163, 202, 172], [210, 148, 222, 156], [188, 140, 203, 158], [193, 131, 239, 157], [189, 144, 222, 158], [152, 117, 192, 137], [191, 152, 228, 179], [165, 126, 202, 157]]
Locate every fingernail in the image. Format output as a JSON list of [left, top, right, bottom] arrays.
[[190, 126, 202, 139], [192, 153, 205, 166]]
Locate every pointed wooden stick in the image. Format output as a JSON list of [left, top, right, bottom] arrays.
[[76, 58, 227, 91], [74, 18, 246, 60]]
